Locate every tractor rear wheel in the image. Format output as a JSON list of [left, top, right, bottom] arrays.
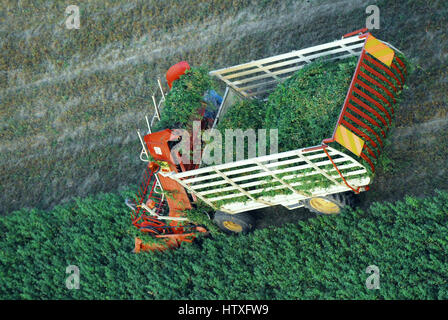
[[304, 192, 356, 215], [213, 211, 255, 234]]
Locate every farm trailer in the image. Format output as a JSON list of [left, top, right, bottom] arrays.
[[127, 28, 407, 252]]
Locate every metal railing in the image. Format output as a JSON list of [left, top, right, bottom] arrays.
[[322, 34, 408, 173], [137, 78, 166, 163], [209, 35, 366, 98], [164, 146, 370, 214]]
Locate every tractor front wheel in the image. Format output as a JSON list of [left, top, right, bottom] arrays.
[[304, 192, 356, 215], [213, 211, 255, 235]]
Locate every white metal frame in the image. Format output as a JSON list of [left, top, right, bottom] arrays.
[[138, 78, 166, 163], [163, 146, 370, 214], [136, 78, 168, 194], [210, 35, 365, 98], [211, 87, 230, 130]]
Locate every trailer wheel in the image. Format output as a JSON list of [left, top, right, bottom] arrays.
[[213, 211, 255, 234], [304, 192, 355, 215]]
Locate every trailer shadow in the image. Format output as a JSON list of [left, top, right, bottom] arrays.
[[252, 205, 316, 230]]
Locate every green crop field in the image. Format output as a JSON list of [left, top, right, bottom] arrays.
[[1, 189, 447, 299]]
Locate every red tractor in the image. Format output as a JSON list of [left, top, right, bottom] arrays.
[[126, 62, 218, 252]]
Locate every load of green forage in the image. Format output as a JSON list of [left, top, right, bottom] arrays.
[[218, 53, 408, 175], [216, 57, 358, 163], [264, 57, 358, 150], [209, 58, 358, 206], [153, 67, 213, 132]]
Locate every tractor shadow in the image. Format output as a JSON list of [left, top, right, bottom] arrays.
[[251, 205, 316, 230]]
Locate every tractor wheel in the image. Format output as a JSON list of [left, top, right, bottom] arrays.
[[304, 192, 356, 215], [213, 211, 255, 235]]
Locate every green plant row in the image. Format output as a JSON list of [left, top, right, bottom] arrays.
[[1, 189, 447, 299], [2, 0, 299, 215], [2, 0, 280, 85]]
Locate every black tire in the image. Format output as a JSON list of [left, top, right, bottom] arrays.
[[304, 192, 356, 215], [213, 211, 255, 234]]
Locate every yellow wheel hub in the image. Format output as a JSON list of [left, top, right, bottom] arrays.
[[223, 220, 243, 232], [309, 198, 340, 214]]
